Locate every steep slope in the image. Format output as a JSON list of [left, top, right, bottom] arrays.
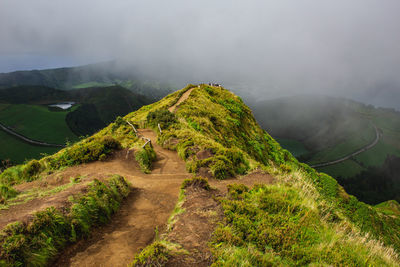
[[0, 85, 154, 164], [0, 84, 399, 266]]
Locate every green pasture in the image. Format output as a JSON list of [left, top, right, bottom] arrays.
[[275, 138, 309, 157], [0, 104, 77, 144], [317, 159, 365, 179], [307, 122, 376, 165], [0, 131, 59, 163]]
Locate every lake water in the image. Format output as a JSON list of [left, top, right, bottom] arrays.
[[48, 102, 75, 110]]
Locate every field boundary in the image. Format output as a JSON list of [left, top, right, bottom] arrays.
[[311, 124, 382, 168], [0, 122, 65, 147]]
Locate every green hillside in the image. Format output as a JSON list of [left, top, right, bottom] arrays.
[[252, 95, 400, 204], [0, 85, 154, 164], [0, 61, 173, 99], [0, 104, 77, 144], [1, 85, 398, 266]]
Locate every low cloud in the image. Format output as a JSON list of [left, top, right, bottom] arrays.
[[1, 0, 400, 107]]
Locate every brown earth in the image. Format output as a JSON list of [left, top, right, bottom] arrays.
[[163, 171, 274, 266], [54, 129, 190, 267]]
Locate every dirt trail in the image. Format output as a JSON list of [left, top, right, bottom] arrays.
[[54, 129, 189, 267], [168, 88, 194, 113]]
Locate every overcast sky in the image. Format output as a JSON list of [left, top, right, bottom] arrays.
[[1, 0, 400, 107]]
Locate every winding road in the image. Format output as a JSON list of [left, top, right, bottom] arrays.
[[310, 124, 382, 168], [0, 122, 64, 147]]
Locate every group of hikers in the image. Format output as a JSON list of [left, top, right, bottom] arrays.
[[207, 82, 222, 87]]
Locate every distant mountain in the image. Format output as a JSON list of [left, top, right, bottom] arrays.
[[0, 61, 174, 100], [0, 85, 154, 137]]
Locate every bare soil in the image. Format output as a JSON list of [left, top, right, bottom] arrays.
[[54, 129, 190, 267], [164, 171, 274, 266]]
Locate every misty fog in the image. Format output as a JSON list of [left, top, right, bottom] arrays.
[[1, 0, 400, 108]]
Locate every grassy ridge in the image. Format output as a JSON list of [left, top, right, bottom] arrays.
[[1, 84, 399, 264], [123, 85, 400, 260]]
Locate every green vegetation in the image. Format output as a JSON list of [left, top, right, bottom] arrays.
[[318, 159, 365, 178], [146, 109, 177, 128], [0, 84, 155, 164], [1, 84, 399, 265], [116, 85, 400, 264], [181, 176, 210, 190], [0, 184, 18, 202], [0, 131, 59, 164], [0, 104, 77, 144], [253, 95, 400, 203], [0, 175, 130, 266], [130, 240, 172, 267], [135, 145, 157, 174], [211, 183, 398, 266], [43, 135, 122, 169], [72, 81, 114, 89]]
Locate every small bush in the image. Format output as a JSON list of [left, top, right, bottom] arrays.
[[147, 110, 177, 129], [135, 145, 157, 174], [130, 241, 170, 267], [181, 177, 210, 190], [22, 159, 42, 181], [0, 166, 23, 185], [112, 116, 126, 132], [0, 184, 18, 202], [47, 135, 122, 169]]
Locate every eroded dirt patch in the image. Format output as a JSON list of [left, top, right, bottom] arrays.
[[165, 186, 223, 267], [163, 171, 275, 266]]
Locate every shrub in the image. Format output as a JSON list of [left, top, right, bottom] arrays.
[[181, 177, 210, 190], [135, 145, 157, 174], [0, 184, 18, 202], [130, 241, 170, 267], [112, 116, 126, 132], [47, 136, 122, 169], [186, 118, 201, 131], [147, 110, 177, 129], [0, 166, 23, 185], [22, 159, 42, 181]]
